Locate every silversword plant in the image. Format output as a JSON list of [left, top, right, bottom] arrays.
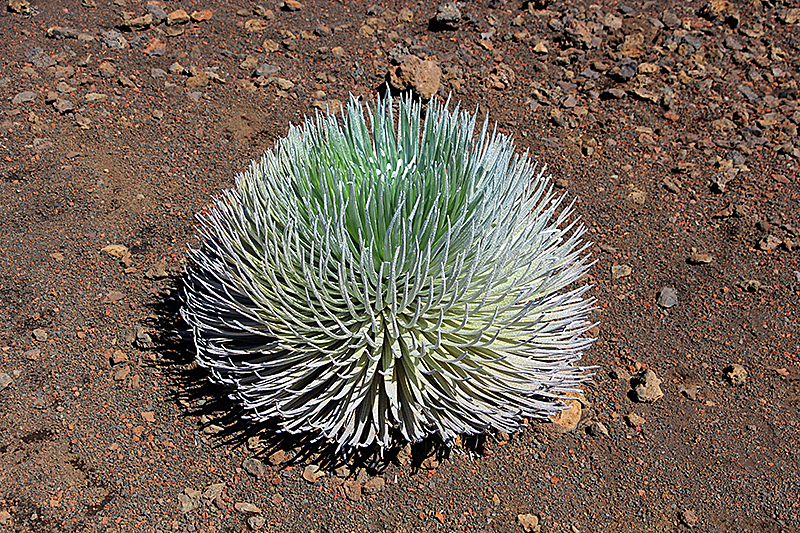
[[182, 95, 594, 453]]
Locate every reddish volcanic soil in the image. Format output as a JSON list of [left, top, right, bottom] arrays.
[[0, 0, 799, 532]]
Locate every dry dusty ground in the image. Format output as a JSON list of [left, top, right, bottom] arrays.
[[0, 0, 799, 532]]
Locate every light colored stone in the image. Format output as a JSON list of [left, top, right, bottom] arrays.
[[112, 365, 130, 381], [549, 393, 585, 432], [724, 364, 747, 386], [281, 0, 303, 11], [421, 455, 440, 470], [242, 457, 267, 478], [388, 56, 441, 100], [363, 476, 385, 494], [110, 349, 127, 364], [398, 8, 413, 23], [122, 13, 152, 30], [167, 9, 190, 25], [487, 63, 515, 90], [145, 259, 169, 279], [101, 244, 128, 258], [396, 443, 412, 465], [245, 19, 268, 32], [234, 502, 262, 514], [186, 72, 209, 88], [343, 480, 361, 501], [657, 287, 678, 308], [11, 91, 36, 105], [781, 8, 800, 24], [302, 464, 324, 483], [240, 55, 259, 70], [681, 509, 699, 528], [275, 78, 294, 90], [611, 264, 632, 280], [740, 279, 761, 292], [142, 37, 167, 57], [177, 488, 201, 513], [53, 98, 74, 113], [625, 412, 645, 427], [268, 449, 285, 466], [191, 9, 212, 22], [633, 369, 664, 403], [248, 515, 266, 530], [627, 188, 646, 204], [517, 513, 540, 532], [587, 421, 609, 437], [688, 248, 713, 264], [759, 234, 782, 251], [201, 482, 225, 503], [7, 0, 30, 14]]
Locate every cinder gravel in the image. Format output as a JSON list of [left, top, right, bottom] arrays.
[[0, 1, 799, 532]]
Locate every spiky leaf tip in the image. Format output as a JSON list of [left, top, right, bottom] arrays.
[[181, 94, 595, 454]]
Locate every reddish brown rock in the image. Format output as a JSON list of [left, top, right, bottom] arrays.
[[388, 56, 441, 100], [191, 9, 212, 22], [548, 393, 586, 433], [167, 8, 190, 25]]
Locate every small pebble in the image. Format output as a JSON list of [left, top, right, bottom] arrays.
[[396, 443, 412, 465], [724, 364, 747, 386], [268, 449, 286, 466], [549, 393, 584, 432], [177, 489, 201, 513], [517, 513, 540, 533], [302, 464, 324, 483], [679, 384, 700, 401], [234, 502, 262, 514], [11, 91, 36, 105], [688, 248, 713, 264], [740, 279, 761, 292], [242, 457, 267, 478], [343, 480, 361, 501], [102, 244, 129, 258], [625, 412, 646, 427], [681, 509, 698, 528], [364, 476, 386, 494], [587, 421, 609, 437], [633, 369, 664, 403], [657, 287, 678, 308], [611, 264, 632, 280], [201, 483, 225, 503], [433, 2, 461, 30], [248, 516, 266, 530], [53, 98, 75, 113]]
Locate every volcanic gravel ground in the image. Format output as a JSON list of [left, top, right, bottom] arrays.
[[0, 0, 799, 532]]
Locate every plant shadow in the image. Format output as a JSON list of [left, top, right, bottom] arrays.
[[139, 275, 487, 476]]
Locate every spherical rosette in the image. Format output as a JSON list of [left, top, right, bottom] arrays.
[[182, 95, 594, 454]]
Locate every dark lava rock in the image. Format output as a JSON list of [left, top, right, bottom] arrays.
[[146, 4, 168, 25], [607, 58, 638, 83], [431, 2, 461, 31]]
